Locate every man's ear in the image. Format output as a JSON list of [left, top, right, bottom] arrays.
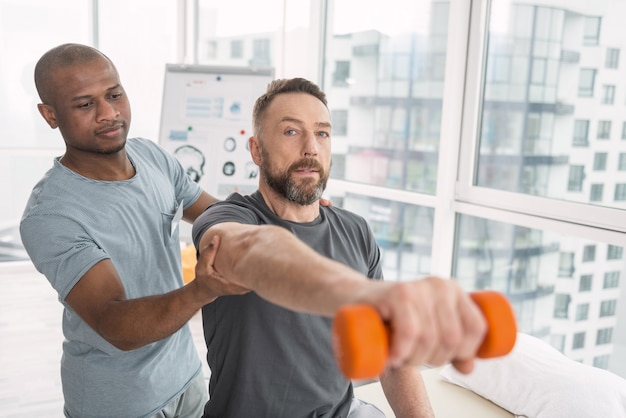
[[249, 136, 262, 165], [37, 103, 58, 129]]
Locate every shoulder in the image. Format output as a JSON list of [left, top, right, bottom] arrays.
[[22, 161, 77, 218], [203, 193, 262, 219], [126, 138, 169, 160], [192, 193, 263, 246], [126, 138, 185, 180], [320, 205, 376, 242], [322, 205, 368, 226]]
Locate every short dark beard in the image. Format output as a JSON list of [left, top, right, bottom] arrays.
[[261, 148, 329, 206], [96, 141, 126, 155]]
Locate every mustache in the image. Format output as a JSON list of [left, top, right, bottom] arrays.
[[96, 122, 124, 134], [288, 159, 323, 172]]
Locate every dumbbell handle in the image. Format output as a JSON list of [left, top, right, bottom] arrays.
[[331, 290, 517, 380]]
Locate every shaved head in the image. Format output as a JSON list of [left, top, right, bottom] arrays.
[[34, 43, 114, 104]]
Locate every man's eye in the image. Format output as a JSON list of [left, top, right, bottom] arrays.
[[111, 92, 123, 100], [78, 102, 92, 109], [318, 131, 330, 138], [285, 129, 297, 136]]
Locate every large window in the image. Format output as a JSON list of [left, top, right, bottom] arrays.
[[4, 0, 626, 381], [323, 0, 449, 195], [458, 0, 626, 377], [320, 0, 626, 378]]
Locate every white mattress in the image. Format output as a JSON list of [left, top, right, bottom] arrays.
[[353, 366, 513, 417]]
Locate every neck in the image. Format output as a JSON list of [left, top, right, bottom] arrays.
[[258, 185, 320, 223], [60, 150, 135, 181]]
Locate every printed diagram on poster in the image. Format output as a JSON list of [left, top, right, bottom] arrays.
[[159, 64, 274, 199]]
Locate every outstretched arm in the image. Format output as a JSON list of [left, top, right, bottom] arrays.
[[195, 222, 487, 372], [380, 367, 434, 418]]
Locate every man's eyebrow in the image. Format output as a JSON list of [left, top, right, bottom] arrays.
[[71, 84, 121, 102], [279, 117, 332, 129], [279, 116, 304, 125]]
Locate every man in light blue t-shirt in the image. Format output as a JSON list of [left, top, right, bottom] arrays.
[[20, 43, 248, 418]]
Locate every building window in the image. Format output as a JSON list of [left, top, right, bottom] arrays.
[[579, 274, 593, 292], [622, 122, 626, 139], [550, 335, 565, 352], [606, 48, 620, 68], [589, 184, 603, 202], [619, 153, 626, 171], [600, 300, 617, 317], [594, 354, 610, 369], [607, 245, 623, 260], [593, 152, 607, 171], [204, 40, 218, 60], [597, 120, 611, 139], [554, 294, 571, 318], [575, 303, 589, 321], [558, 252, 575, 277], [573, 120, 590, 146], [251, 38, 271, 66], [230, 40, 243, 59], [582, 244, 596, 262], [601, 85, 615, 104], [596, 328, 613, 345], [567, 165, 585, 192], [604, 271, 620, 289], [331, 109, 348, 136], [578, 69, 596, 97], [583, 16, 601, 46], [615, 184, 626, 201], [531, 57, 546, 84], [572, 332, 586, 349], [333, 61, 351, 87]]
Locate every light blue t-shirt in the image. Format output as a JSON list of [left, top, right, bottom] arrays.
[[20, 138, 204, 418]]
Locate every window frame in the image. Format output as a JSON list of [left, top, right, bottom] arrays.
[[456, 1, 626, 252]]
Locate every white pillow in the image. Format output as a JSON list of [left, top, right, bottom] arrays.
[[439, 332, 626, 418]]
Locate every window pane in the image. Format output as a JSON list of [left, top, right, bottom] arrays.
[[323, 0, 449, 194], [0, 0, 90, 262], [97, 0, 177, 141], [331, 193, 434, 281], [606, 48, 620, 69], [453, 213, 626, 374], [0, 0, 90, 150], [583, 16, 601, 46], [477, 2, 626, 211], [196, 0, 314, 78]]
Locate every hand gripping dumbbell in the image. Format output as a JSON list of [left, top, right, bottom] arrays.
[[332, 290, 517, 379]]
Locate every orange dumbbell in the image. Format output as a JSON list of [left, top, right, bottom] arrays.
[[332, 290, 517, 379]]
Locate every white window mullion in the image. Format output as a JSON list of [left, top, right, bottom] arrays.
[[430, 0, 478, 277]]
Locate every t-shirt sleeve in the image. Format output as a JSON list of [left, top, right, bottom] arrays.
[[191, 199, 259, 250], [20, 213, 109, 302]]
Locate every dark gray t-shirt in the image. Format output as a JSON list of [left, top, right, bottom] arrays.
[[192, 191, 383, 418]]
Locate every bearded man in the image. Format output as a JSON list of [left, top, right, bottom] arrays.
[[192, 78, 450, 418]]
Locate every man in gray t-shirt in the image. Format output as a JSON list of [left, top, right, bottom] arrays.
[[194, 191, 384, 417], [192, 78, 441, 417]]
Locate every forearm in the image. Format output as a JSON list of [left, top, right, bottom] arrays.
[[380, 367, 435, 418], [198, 223, 381, 316], [97, 281, 209, 351]]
